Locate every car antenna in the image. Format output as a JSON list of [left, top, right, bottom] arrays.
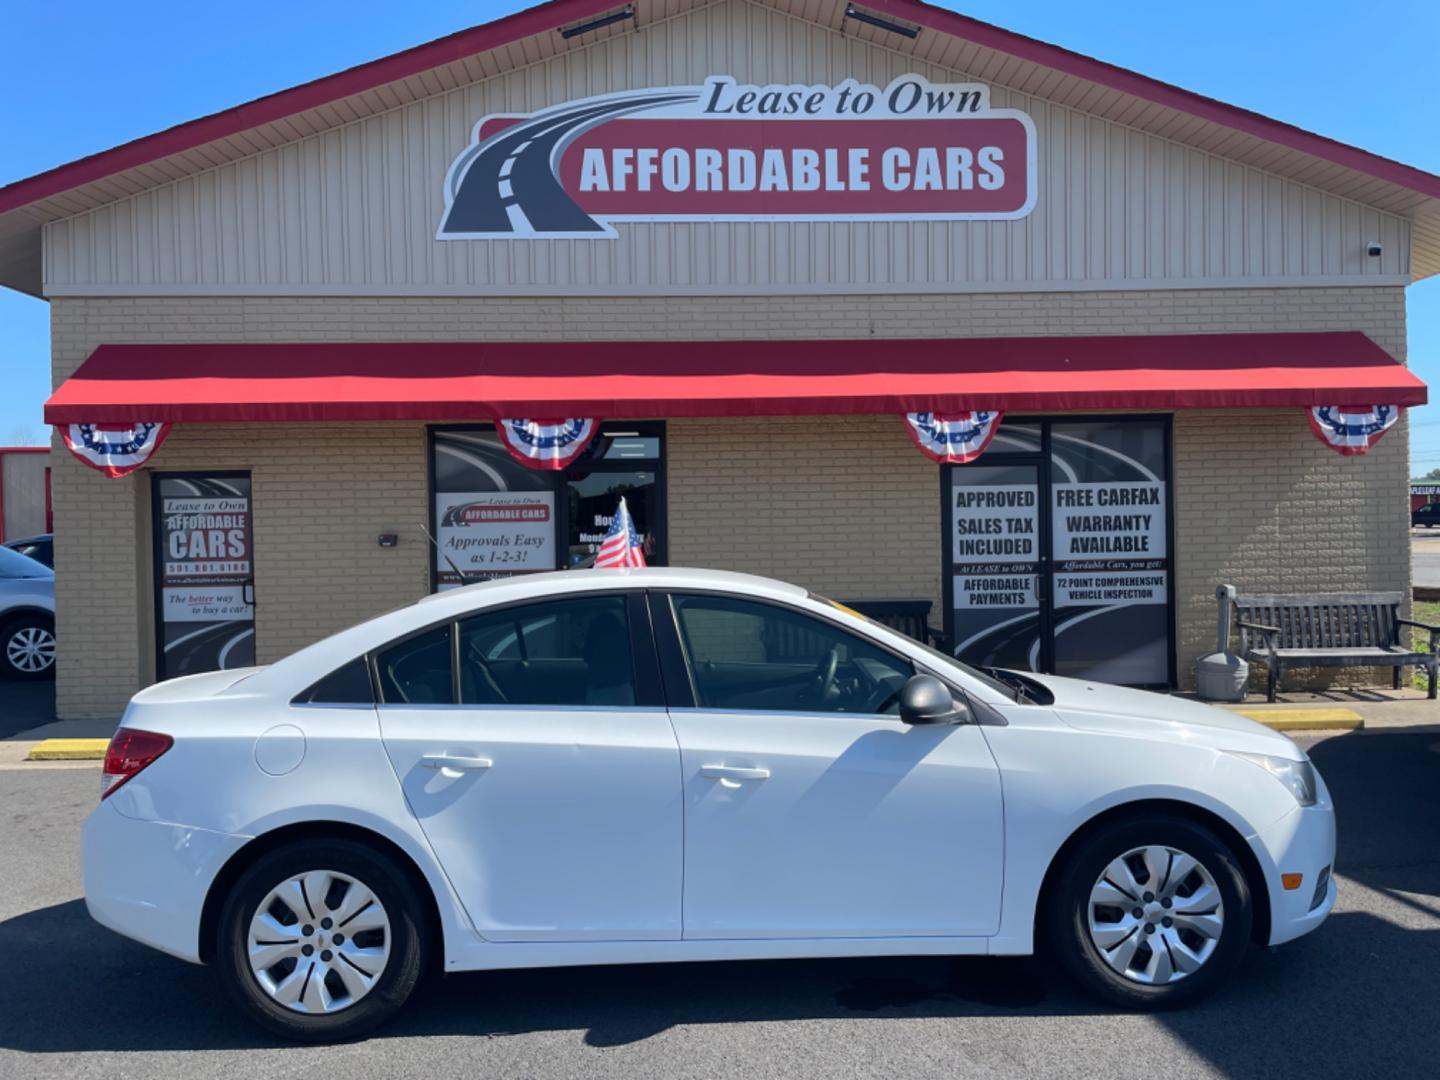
[[417, 520, 476, 586]]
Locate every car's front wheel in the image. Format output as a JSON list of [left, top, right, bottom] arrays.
[[216, 838, 428, 1041], [1047, 815, 1253, 1009], [0, 613, 55, 680]]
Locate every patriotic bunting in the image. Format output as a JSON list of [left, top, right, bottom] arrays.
[[61, 422, 171, 478], [494, 418, 600, 470], [902, 411, 1003, 464], [593, 496, 648, 569], [1306, 405, 1402, 456]]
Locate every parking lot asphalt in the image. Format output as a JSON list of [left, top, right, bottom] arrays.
[[1, 726, 1437, 1080]]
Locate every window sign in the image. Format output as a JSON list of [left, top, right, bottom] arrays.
[[153, 473, 255, 679], [948, 463, 1042, 672], [1051, 481, 1168, 608], [435, 491, 556, 580], [951, 479, 1040, 610], [432, 430, 561, 588]]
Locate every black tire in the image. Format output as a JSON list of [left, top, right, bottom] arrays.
[[216, 839, 428, 1042], [0, 612, 56, 681], [1046, 814, 1253, 1010]]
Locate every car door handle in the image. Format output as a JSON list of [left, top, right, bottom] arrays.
[[420, 753, 493, 772], [700, 764, 770, 782]]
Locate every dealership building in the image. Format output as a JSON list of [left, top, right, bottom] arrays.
[[1, 0, 1437, 718]]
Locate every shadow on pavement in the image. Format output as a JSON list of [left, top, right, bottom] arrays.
[[0, 679, 55, 739], [1, 898, 1437, 1073], [1307, 728, 1440, 898]]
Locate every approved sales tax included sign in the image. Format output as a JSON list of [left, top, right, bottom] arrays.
[[438, 76, 1037, 239]]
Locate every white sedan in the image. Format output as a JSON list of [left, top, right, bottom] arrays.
[[83, 567, 1335, 1041]]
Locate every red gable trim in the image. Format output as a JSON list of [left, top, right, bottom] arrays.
[[868, 0, 1440, 200], [0, 0, 623, 215], [2, 0, 1437, 218]]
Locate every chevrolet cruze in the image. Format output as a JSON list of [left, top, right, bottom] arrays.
[[83, 567, 1335, 1041]]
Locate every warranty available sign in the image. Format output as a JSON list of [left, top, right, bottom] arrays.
[[437, 76, 1037, 239]]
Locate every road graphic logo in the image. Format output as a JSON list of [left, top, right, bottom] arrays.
[[437, 75, 1036, 239]]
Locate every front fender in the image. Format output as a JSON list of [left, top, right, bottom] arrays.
[[982, 720, 1297, 954]]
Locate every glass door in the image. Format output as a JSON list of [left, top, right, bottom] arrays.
[[1048, 420, 1171, 686], [152, 472, 255, 680], [944, 417, 1174, 688]]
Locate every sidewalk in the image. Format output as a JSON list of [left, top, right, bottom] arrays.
[[0, 711, 118, 771]]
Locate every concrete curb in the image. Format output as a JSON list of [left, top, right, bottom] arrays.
[[1233, 708, 1364, 732], [27, 738, 109, 761]]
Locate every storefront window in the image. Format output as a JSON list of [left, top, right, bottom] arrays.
[[151, 472, 255, 680], [430, 424, 664, 589]]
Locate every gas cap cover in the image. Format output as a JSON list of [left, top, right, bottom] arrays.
[[254, 724, 306, 776]]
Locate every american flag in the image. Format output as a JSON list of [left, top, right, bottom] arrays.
[[593, 496, 647, 569]]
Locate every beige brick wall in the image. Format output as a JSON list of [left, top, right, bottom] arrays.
[[48, 423, 432, 717], [50, 286, 1409, 716], [668, 415, 941, 603], [1173, 408, 1412, 686]]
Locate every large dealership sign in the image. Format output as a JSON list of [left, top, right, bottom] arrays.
[[438, 76, 1037, 239]]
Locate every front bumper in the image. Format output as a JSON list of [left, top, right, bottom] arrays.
[[82, 799, 249, 964], [1253, 800, 1337, 946]]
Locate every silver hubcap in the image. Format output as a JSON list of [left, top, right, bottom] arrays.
[[6, 626, 54, 673], [247, 870, 391, 1014], [1088, 845, 1224, 985]]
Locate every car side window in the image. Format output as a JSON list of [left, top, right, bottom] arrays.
[[294, 657, 375, 706], [375, 624, 454, 705], [670, 594, 912, 715], [457, 595, 637, 708]]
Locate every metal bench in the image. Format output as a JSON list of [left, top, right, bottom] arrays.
[[840, 599, 950, 651], [1233, 591, 1439, 701]]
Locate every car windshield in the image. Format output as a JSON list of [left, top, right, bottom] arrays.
[[810, 593, 1024, 701], [0, 545, 50, 578]]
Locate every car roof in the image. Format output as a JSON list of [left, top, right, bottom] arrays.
[[417, 566, 806, 607], [3, 534, 51, 546]]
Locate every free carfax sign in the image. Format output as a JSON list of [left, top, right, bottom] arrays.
[[437, 75, 1038, 239]]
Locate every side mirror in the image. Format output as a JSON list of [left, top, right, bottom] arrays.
[[899, 673, 968, 726]]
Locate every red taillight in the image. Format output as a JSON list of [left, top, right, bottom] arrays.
[[100, 728, 173, 799]]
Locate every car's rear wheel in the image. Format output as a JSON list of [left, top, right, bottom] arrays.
[[0, 613, 55, 680], [1047, 815, 1253, 1009], [216, 839, 427, 1041]]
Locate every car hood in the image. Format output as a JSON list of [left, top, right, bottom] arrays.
[[1020, 671, 1303, 758]]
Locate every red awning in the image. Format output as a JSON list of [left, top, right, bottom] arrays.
[[43, 331, 1426, 424]]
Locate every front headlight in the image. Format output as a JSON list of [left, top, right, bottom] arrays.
[[1226, 752, 1318, 807]]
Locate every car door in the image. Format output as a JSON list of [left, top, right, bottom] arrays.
[[655, 591, 1005, 940], [377, 590, 683, 942]]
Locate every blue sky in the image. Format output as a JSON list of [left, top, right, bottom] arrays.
[[3, 0, 1438, 466]]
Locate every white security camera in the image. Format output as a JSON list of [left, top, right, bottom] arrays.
[[1367, 242, 1383, 257]]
